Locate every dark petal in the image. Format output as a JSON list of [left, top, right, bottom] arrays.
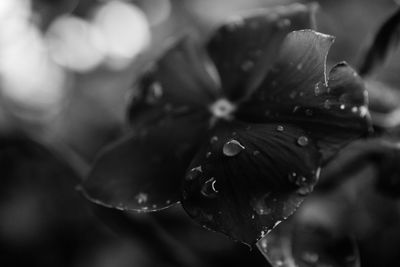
[[237, 30, 371, 161], [128, 37, 218, 128], [207, 3, 318, 101], [260, 216, 360, 267], [82, 111, 209, 212], [181, 121, 321, 245]]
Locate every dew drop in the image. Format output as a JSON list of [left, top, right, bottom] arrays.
[[206, 151, 212, 158], [297, 136, 309, 147], [254, 194, 272, 215], [297, 185, 313, 196], [351, 106, 358, 113], [201, 177, 218, 198], [276, 125, 284, 132], [186, 166, 202, 181], [135, 192, 148, 204], [293, 105, 300, 113], [340, 104, 346, 110], [223, 139, 245, 157]]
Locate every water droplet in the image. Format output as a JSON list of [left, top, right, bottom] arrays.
[[201, 177, 218, 198], [210, 136, 219, 144], [340, 104, 346, 110], [276, 125, 284, 132], [136, 192, 148, 204], [293, 105, 300, 113], [305, 109, 313, 116], [206, 152, 212, 158], [299, 91, 304, 97], [253, 150, 260, 156], [297, 136, 309, 146], [302, 252, 319, 263], [251, 214, 255, 219], [297, 185, 313, 196], [186, 166, 202, 181], [351, 106, 358, 113], [273, 220, 282, 229], [223, 139, 245, 157], [166, 200, 171, 204], [241, 60, 254, 71], [289, 91, 297, 99]]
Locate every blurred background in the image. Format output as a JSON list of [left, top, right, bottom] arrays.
[[1, 0, 400, 266]]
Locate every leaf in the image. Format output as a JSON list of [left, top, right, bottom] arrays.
[[358, 7, 400, 76]]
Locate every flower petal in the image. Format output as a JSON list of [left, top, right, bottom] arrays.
[[181, 121, 321, 245], [128, 37, 218, 128], [207, 3, 318, 100], [82, 111, 209, 211], [237, 30, 371, 161]]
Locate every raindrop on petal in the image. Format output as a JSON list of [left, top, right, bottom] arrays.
[[297, 136, 309, 147], [135, 192, 148, 204], [223, 139, 245, 157], [201, 177, 218, 198]]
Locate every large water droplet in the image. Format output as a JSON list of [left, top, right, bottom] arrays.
[[201, 177, 218, 198], [259, 238, 268, 252], [340, 104, 346, 110], [297, 136, 309, 147], [136, 192, 148, 204], [276, 125, 284, 132], [223, 139, 245, 157]]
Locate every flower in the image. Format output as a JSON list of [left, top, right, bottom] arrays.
[[81, 3, 371, 245]]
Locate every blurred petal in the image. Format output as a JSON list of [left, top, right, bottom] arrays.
[[82, 111, 209, 211], [261, 216, 360, 267], [237, 31, 371, 161], [181, 121, 320, 245], [128, 37, 218, 128], [207, 3, 317, 100]]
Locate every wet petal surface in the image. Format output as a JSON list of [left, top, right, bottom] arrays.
[[237, 30, 371, 161], [82, 111, 209, 212], [207, 3, 317, 101], [181, 121, 321, 245]]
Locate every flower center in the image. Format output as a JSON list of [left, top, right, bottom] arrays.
[[209, 98, 236, 121]]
